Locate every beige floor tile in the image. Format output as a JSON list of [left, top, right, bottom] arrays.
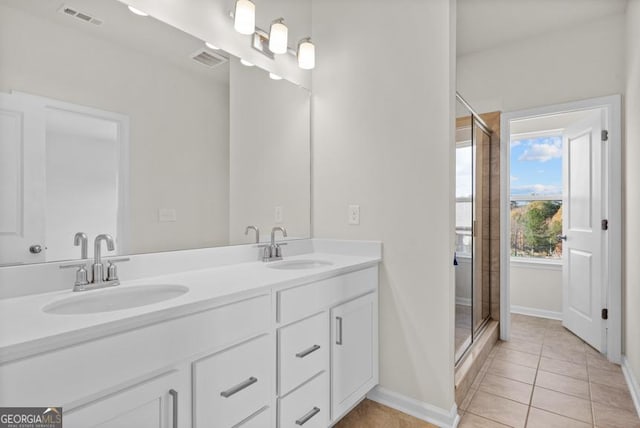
[[586, 353, 622, 373], [588, 366, 628, 391], [531, 386, 593, 423], [488, 359, 537, 384], [478, 373, 533, 404], [334, 399, 437, 428], [544, 334, 587, 349], [592, 401, 640, 428], [499, 338, 542, 356], [493, 347, 540, 368], [458, 412, 510, 428], [542, 343, 587, 364], [526, 407, 592, 428], [510, 331, 545, 344], [538, 356, 588, 380], [467, 390, 529, 428], [535, 370, 590, 399], [590, 382, 638, 413]]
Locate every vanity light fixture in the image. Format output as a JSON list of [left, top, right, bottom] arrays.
[[297, 38, 315, 70], [127, 5, 148, 17], [268, 18, 288, 54], [205, 42, 220, 50], [240, 58, 254, 67], [269, 73, 282, 80], [233, 0, 255, 35]]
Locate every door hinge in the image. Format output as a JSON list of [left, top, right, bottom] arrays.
[[601, 219, 609, 230], [602, 130, 609, 141], [602, 308, 609, 320]]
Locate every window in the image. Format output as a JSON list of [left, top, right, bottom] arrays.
[[456, 145, 473, 256], [510, 134, 563, 260]]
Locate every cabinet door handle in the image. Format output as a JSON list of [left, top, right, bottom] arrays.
[[296, 344, 321, 358], [295, 407, 320, 425], [336, 316, 343, 345], [220, 377, 258, 398], [169, 389, 178, 428]]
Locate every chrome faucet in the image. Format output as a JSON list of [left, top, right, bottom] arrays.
[[60, 233, 129, 291], [245, 225, 260, 244], [260, 226, 287, 262], [93, 234, 115, 283], [74, 232, 88, 259]]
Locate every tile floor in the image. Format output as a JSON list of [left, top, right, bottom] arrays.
[[458, 314, 640, 428]]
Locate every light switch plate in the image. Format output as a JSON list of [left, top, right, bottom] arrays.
[[275, 206, 283, 223], [158, 208, 177, 222], [348, 204, 360, 225]]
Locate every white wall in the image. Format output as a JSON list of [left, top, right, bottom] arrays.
[[229, 58, 311, 245], [624, 0, 640, 389], [510, 262, 562, 317], [0, 4, 230, 255], [312, 0, 457, 418], [457, 13, 626, 113]]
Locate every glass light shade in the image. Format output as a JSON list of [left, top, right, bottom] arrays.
[[297, 39, 315, 70], [205, 42, 219, 50], [268, 20, 288, 54], [269, 73, 282, 80], [234, 0, 255, 35], [240, 59, 254, 67], [127, 6, 148, 16]]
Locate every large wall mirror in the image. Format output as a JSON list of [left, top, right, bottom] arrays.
[[0, 0, 311, 266]]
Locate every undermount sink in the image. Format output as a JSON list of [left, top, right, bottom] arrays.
[[267, 259, 334, 270], [43, 284, 189, 315]]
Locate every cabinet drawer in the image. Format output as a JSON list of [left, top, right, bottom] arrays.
[[277, 267, 377, 325], [238, 407, 271, 428], [278, 373, 328, 428], [193, 335, 271, 428], [278, 312, 328, 395]]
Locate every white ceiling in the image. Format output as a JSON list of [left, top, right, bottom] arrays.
[[457, 0, 628, 56]]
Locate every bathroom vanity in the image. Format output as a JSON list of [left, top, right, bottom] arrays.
[[0, 240, 381, 427]]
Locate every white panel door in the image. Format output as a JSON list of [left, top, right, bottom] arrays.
[[562, 110, 605, 351], [0, 93, 46, 265], [331, 293, 375, 419]]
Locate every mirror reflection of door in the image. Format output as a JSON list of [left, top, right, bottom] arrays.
[[0, 92, 128, 265]]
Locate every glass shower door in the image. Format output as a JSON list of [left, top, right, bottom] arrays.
[[455, 96, 492, 364], [455, 100, 474, 362]]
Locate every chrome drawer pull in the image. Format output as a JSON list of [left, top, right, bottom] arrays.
[[295, 407, 320, 425], [220, 377, 258, 398], [169, 389, 178, 428], [296, 344, 321, 358], [336, 316, 343, 345]]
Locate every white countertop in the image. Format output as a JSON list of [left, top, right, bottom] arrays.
[[0, 251, 380, 364]]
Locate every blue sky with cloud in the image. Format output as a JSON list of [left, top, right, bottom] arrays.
[[510, 136, 562, 196]]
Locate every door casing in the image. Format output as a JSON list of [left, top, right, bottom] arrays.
[[499, 95, 622, 363]]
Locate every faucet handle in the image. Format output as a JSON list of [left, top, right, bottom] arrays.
[[106, 258, 129, 282], [59, 262, 90, 288]]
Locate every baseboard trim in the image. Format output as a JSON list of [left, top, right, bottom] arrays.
[[510, 305, 562, 320], [622, 356, 640, 417], [367, 386, 460, 428]]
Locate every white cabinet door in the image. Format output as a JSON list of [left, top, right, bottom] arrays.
[[64, 370, 183, 428], [330, 293, 376, 420]]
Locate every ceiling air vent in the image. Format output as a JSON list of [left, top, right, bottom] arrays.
[[191, 50, 228, 69], [58, 5, 103, 26]]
